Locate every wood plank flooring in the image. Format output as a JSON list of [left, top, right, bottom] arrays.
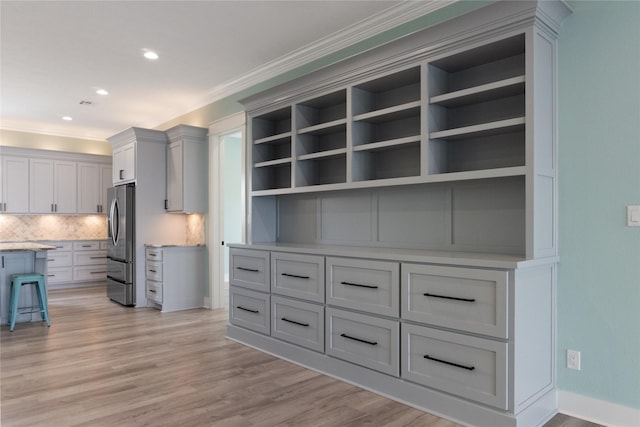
[[1, 285, 598, 427]]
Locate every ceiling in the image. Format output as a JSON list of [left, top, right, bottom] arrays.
[[1, 1, 448, 141]]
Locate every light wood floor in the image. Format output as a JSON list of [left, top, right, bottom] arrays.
[[1, 285, 599, 427]]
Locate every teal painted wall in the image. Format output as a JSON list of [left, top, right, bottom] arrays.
[[557, 0, 640, 409]]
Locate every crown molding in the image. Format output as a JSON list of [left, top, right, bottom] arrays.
[[152, 0, 457, 125]]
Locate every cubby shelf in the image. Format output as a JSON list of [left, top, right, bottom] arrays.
[[430, 76, 525, 107], [298, 148, 347, 161], [254, 158, 292, 168], [353, 135, 420, 152], [430, 117, 525, 141], [254, 132, 292, 145], [353, 101, 421, 123], [298, 119, 347, 135]]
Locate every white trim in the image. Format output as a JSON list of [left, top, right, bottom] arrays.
[[558, 390, 640, 427], [208, 113, 246, 309]]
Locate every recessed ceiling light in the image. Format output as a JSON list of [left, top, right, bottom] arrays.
[[62, 116, 73, 121], [143, 49, 159, 60], [96, 89, 109, 95]]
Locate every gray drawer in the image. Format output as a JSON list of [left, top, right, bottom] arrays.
[[271, 252, 324, 303], [146, 248, 163, 261], [146, 260, 163, 281], [326, 257, 399, 317], [47, 251, 72, 268], [401, 264, 508, 339], [326, 307, 399, 376], [229, 286, 270, 335], [402, 323, 508, 409], [44, 241, 73, 251], [271, 295, 324, 352], [74, 241, 100, 251], [74, 250, 108, 266], [47, 267, 73, 284], [230, 248, 270, 292], [73, 265, 107, 281], [146, 280, 163, 304]]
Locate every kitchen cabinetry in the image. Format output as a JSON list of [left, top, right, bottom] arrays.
[[0, 156, 29, 213], [77, 163, 112, 213], [41, 240, 108, 288], [0, 147, 110, 215], [145, 245, 207, 312], [165, 125, 207, 213], [29, 159, 77, 213], [228, 2, 569, 426], [112, 142, 135, 185]]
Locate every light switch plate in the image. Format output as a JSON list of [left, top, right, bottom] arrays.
[[628, 206, 640, 227]]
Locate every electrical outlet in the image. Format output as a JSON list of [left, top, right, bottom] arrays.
[[567, 349, 581, 370]]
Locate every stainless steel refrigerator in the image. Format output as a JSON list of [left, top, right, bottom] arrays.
[[107, 184, 135, 306]]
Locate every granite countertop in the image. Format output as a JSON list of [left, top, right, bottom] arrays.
[[0, 242, 57, 252], [145, 244, 205, 248]]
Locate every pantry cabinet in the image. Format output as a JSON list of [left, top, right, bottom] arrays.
[[112, 142, 135, 185], [165, 125, 207, 213], [0, 155, 29, 213], [228, 2, 570, 426]]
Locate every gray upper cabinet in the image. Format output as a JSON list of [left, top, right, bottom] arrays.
[[0, 155, 29, 213], [165, 125, 207, 213]]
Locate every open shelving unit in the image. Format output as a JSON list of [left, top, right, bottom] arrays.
[[235, 3, 569, 426]]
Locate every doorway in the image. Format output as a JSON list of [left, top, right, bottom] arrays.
[[208, 113, 246, 309]]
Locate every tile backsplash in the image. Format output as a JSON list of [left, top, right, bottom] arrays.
[[0, 215, 108, 241], [0, 213, 205, 243]]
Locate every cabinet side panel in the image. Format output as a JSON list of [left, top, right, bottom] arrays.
[[513, 264, 555, 411]]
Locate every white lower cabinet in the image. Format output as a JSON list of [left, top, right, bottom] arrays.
[[41, 240, 107, 286], [144, 246, 207, 312], [228, 245, 556, 427]]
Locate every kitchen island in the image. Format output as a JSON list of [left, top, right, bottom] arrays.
[[0, 242, 56, 326]]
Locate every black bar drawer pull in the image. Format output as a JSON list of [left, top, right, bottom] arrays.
[[90, 271, 107, 275], [424, 293, 475, 303], [424, 354, 475, 371], [341, 281, 378, 289], [282, 273, 310, 279], [149, 289, 157, 293], [237, 267, 259, 273], [340, 333, 377, 346], [149, 269, 157, 273], [281, 317, 309, 327], [237, 306, 259, 314]]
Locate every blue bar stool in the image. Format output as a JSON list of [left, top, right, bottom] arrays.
[[9, 274, 51, 332]]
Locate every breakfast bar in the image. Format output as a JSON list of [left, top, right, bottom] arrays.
[[0, 242, 56, 326]]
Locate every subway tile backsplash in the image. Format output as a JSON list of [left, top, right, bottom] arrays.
[[0, 213, 205, 243]]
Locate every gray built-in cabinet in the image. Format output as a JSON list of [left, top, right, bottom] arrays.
[[227, 2, 571, 427]]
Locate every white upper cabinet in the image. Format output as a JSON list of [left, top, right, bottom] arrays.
[[165, 125, 207, 213], [77, 163, 112, 214], [112, 142, 135, 185], [0, 156, 29, 213], [30, 159, 77, 213]]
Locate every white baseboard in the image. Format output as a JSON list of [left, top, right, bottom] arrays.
[[558, 390, 640, 427]]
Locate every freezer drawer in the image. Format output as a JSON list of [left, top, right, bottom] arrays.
[[107, 277, 134, 306]]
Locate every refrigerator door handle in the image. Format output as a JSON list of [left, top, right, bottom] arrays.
[[109, 196, 120, 247]]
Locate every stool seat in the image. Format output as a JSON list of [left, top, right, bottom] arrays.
[[9, 273, 51, 332]]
